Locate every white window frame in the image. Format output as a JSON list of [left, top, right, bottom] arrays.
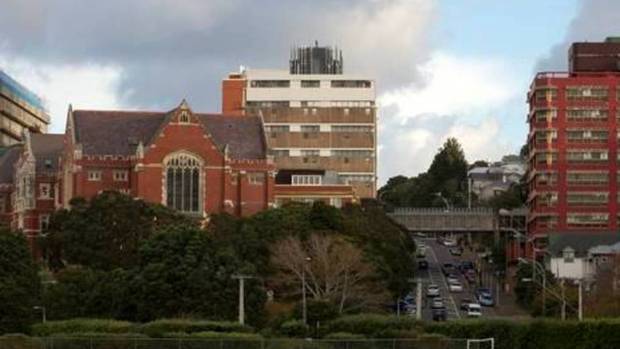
[[88, 170, 102, 181], [292, 175, 322, 186], [113, 170, 129, 182]]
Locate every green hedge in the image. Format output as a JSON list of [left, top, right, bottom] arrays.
[[325, 314, 421, 337], [161, 331, 262, 340], [138, 319, 252, 338], [423, 319, 620, 349], [31, 319, 135, 336]]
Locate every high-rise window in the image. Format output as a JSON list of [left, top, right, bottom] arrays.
[[165, 153, 201, 213], [566, 86, 608, 101], [301, 80, 320, 88], [331, 80, 372, 88], [250, 80, 290, 88], [566, 108, 608, 121]]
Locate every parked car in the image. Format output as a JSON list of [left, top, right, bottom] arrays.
[[432, 307, 447, 321], [448, 280, 463, 293], [460, 298, 473, 311], [427, 284, 440, 297], [431, 297, 444, 309], [442, 263, 456, 276], [413, 232, 427, 238], [467, 303, 482, 317], [476, 288, 495, 306], [449, 247, 463, 256], [418, 260, 429, 270]]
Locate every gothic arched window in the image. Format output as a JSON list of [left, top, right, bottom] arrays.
[[164, 153, 202, 213]]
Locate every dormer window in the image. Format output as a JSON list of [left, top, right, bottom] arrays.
[[180, 111, 190, 123], [563, 247, 575, 263]]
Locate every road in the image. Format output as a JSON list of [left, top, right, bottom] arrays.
[[413, 235, 499, 321]]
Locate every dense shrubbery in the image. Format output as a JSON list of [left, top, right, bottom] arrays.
[[139, 319, 251, 338], [0, 230, 40, 334], [31, 319, 135, 336]]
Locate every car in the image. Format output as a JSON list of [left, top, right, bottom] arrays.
[[432, 307, 447, 321], [476, 288, 495, 306], [449, 247, 463, 256], [459, 260, 475, 271], [418, 260, 429, 270], [431, 297, 444, 309], [448, 281, 463, 293], [426, 284, 440, 297], [417, 241, 427, 248], [446, 273, 459, 284], [442, 263, 456, 276], [460, 298, 473, 311], [416, 248, 426, 258], [443, 239, 458, 247], [413, 232, 427, 238], [467, 303, 482, 317]]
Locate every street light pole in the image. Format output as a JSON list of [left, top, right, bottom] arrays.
[[231, 275, 254, 325], [578, 279, 583, 321]]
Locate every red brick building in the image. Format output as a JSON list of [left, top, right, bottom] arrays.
[[527, 37, 620, 250], [0, 100, 276, 248]]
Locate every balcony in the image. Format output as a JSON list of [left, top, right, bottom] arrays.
[[257, 107, 375, 124], [267, 132, 374, 149], [274, 156, 374, 173]]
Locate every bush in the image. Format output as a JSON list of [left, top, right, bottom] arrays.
[[31, 319, 134, 336], [139, 319, 252, 338], [276, 320, 308, 338], [325, 314, 419, 337], [323, 332, 366, 340], [160, 331, 261, 339]]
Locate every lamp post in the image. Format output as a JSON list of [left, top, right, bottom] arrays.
[[433, 192, 450, 211], [33, 306, 46, 323], [231, 275, 254, 325]]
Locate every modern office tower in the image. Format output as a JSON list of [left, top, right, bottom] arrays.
[[0, 70, 49, 146], [527, 37, 620, 246], [222, 44, 376, 206]]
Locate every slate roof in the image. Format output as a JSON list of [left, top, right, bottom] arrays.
[[548, 232, 620, 257], [31, 133, 64, 172], [72, 109, 267, 160], [0, 145, 23, 184]]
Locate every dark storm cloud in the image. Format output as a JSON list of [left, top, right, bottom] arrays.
[[0, 0, 436, 111], [535, 0, 620, 72]]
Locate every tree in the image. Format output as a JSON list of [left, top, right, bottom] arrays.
[[131, 226, 266, 323], [377, 138, 470, 208], [271, 234, 389, 314], [0, 230, 40, 334], [45, 191, 196, 270]]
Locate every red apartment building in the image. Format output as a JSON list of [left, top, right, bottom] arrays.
[[0, 100, 276, 251], [527, 37, 620, 250]]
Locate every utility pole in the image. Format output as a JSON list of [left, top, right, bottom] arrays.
[[416, 279, 422, 320], [231, 275, 253, 325]]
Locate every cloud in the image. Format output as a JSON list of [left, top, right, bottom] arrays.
[[377, 53, 519, 182], [535, 0, 620, 71], [1, 0, 522, 185], [0, 57, 124, 132]]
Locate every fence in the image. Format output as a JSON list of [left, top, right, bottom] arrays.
[[0, 337, 496, 349]]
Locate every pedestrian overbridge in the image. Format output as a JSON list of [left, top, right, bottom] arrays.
[[388, 207, 497, 233]]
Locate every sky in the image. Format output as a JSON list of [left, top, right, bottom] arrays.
[[0, 0, 619, 185]]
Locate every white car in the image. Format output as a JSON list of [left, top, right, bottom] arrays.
[[427, 284, 440, 297], [432, 297, 444, 309], [448, 281, 463, 293], [443, 239, 458, 247], [467, 303, 482, 317]]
